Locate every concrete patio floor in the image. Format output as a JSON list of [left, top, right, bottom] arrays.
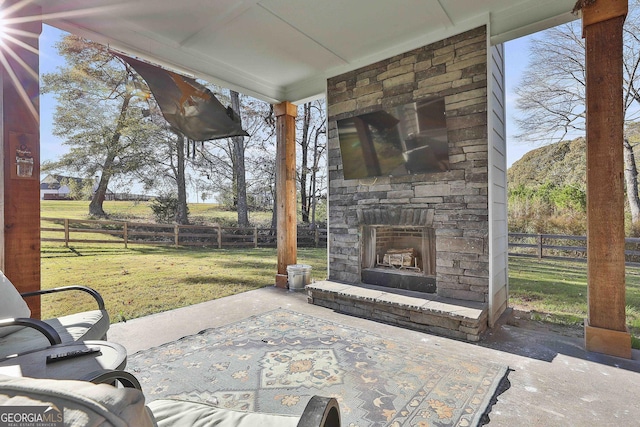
[[110, 286, 640, 426]]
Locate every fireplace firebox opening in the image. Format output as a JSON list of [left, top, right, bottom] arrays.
[[361, 225, 436, 293]]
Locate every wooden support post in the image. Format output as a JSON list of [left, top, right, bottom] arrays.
[[582, 0, 631, 358], [1, 2, 42, 318], [123, 222, 128, 249], [274, 101, 297, 288], [174, 225, 179, 247]]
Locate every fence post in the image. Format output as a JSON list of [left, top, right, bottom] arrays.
[[254, 226, 258, 248], [217, 225, 222, 249], [174, 225, 179, 247], [538, 234, 543, 259], [123, 222, 128, 249], [64, 218, 69, 248], [314, 228, 319, 248]]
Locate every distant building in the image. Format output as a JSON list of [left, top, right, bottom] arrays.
[[40, 174, 152, 201], [40, 174, 112, 200]]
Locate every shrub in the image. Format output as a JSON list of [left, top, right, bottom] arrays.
[[150, 195, 186, 223]]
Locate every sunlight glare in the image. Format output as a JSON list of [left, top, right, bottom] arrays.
[[0, 13, 6, 46], [0, 5, 39, 124]]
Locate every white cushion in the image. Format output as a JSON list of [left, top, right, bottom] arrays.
[[0, 271, 31, 338], [0, 374, 156, 427], [0, 309, 110, 359], [148, 399, 299, 427]]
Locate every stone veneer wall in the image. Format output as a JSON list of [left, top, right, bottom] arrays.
[[327, 26, 489, 303]]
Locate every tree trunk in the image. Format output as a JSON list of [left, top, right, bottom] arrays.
[[310, 126, 322, 228], [175, 133, 189, 225], [624, 137, 640, 235], [231, 90, 249, 227], [300, 103, 311, 223], [89, 94, 132, 217], [89, 164, 113, 217]]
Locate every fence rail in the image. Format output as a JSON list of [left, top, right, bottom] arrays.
[[508, 233, 640, 266], [41, 217, 327, 249]]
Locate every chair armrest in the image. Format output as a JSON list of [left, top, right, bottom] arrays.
[[82, 369, 142, 390], [0, 317, 62, 345], [297, 396, 341, 427], [21, 286, 106, 310]]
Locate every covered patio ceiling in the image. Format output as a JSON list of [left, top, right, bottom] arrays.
[[33, 0, 577, 103]]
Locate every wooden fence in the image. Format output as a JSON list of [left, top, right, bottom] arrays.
[[508, 233, 640, 266], [41, 217, 327, 249], [39, 221, 640, 264]]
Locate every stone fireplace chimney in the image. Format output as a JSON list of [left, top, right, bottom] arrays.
[[326, 26, 492, 304]]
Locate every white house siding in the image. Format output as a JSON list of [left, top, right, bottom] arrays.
[[487, 42, 508, 326]]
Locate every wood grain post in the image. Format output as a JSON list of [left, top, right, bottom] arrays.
[[274, 101, 297, 288], [64, 219, 70, 248], [582, 0, 631, 358], [1, 2, 42, 318], [537, 234, 542, 259], [254, 226, 258, 248]]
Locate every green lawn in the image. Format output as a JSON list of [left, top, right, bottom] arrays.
[[41, 200, 274, 226], [508, 257, 640, 345], [41, 244, 327, 323], [40, 200, 323, 323]]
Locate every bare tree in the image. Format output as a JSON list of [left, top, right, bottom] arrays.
[[297, 100, 327, 225], [230, 90, 249, 227], [514, 0, 640, 230], [193, 91, 272, 223]]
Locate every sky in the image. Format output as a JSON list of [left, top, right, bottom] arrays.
[[503, 37, 537, 167], [38, 25, 539, 172], [39, 24, 67, 164]]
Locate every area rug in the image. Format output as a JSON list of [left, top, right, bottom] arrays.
[[127, 309, 508, 426]]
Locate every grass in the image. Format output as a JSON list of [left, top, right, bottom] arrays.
[[40, 200, 323, 323], [508, 257, 640, 347], [41, 244, 327, 323], [41, 200, 274, 226]]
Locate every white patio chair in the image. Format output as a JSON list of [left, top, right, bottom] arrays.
[[0, 271, 109, 360]]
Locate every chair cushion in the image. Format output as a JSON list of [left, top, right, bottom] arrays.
[[0, 374, 156, 427], [148, 399, 299, 427], [44, 309, 110, 342], [0, 271, 31, 338], [0, 309, 109, 359]]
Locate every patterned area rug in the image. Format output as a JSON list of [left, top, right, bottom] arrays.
[[128, 309, 507, 426]]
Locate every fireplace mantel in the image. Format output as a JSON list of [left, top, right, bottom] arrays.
[[356, 208, 434, 227]]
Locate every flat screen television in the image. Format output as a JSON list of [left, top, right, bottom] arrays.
[[337, 98, 449, 179]]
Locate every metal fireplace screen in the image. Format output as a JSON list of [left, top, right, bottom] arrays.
[[361, 226, 435, 276]]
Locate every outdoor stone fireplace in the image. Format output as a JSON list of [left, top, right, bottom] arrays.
[[325, 26, 490, 302], [308, 25, 507, 341]]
